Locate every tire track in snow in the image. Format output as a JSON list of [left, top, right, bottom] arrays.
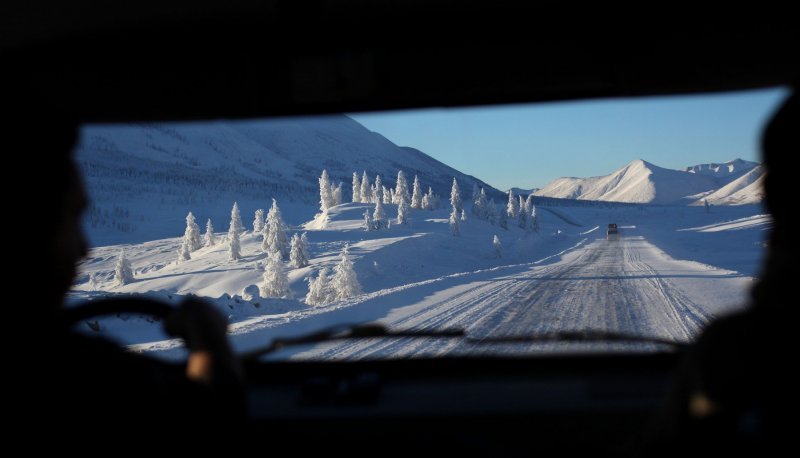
[[299, 235, 732, 359]]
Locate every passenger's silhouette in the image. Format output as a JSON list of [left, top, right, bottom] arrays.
[[647, 92, 797, 454]]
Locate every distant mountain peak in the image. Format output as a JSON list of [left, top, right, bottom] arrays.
[[535, 158, 762, 206], [684, 158, 759, 178]]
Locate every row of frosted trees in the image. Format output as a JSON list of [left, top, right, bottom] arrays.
[[448, 180, 539, 236], [114, 198, 361, 307]]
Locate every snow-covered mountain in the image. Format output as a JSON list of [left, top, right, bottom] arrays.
[[76, 116, 497, 246], [694, 165, 765, 206], [534, 159, 763, 205], [684, 159, 759, 179]]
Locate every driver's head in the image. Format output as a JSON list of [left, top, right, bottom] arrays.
[[12, 94, 87, 313]]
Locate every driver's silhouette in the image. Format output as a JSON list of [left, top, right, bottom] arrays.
[[15, 92, 245, 440]]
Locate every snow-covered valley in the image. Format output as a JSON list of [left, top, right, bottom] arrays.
[[70, 201, 767, 360], [69, 116, 770, 361]]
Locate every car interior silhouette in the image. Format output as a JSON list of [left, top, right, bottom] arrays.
[[8, 1, 798, 454]]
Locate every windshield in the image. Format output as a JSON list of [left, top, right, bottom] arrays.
[[69, 88, 785, 360]]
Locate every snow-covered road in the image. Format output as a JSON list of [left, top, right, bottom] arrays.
[[291, 234, 750, 359]]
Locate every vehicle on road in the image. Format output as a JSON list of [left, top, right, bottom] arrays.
[[607, 223, 620, 241]]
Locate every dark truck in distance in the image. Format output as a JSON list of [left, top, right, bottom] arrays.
[[607, 224, 620, 241]]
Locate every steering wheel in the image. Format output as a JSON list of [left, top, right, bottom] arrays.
[[58, 297, 175, 328]]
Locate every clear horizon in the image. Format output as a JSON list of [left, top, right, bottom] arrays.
[[350, 87, 788, 191]]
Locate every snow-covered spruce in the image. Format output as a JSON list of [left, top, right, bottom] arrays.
[[330, 244, 361, 300], [299, 233, 310, 264], [332, 182, 343, 206], [373, 174, 384, 204], [305, 267, 333, 306], [114, 250, 134, 286], [228, 202, 243, 261], [289, 233, 309, 268], [319, 169, 334, 212], [507, 190, 519, 219], [383, 186, 392, 204], [183, 212, 202, 251], [460, 209, 467, 222], [394, 170, 410, 205], [423, 186, 440, 210], [472, 188, 489, 220], [450, 206, 460, 236], [411, 175, 423, 209], [203, 219, 216, 247], [530, 205, 539, 232], [261, 251, 291, 299], [253, 208, 265, 233], [493, 235, 502, 258], [397, 198, 410, 225], [363, 209, 373, 231], [177, 238, 191, 262], [450, 178, 463, 215], [262, 198, 289, 258], [360, 171, 371, 203], [372, 199, 387, 230], [352, 172, 361, 203]]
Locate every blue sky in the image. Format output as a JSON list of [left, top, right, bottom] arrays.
[[350, 88, 788, 191]]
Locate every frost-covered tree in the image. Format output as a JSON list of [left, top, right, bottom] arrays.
[[305, 267, 333, 306], [114, 250, 134, 286], [363, 209, 373, 231], [423, 186, 439, 210], [203, 219, 216, 246], [450, 178, 463, 215], [289, 233, 309, 268], [507, 190, 519, 219], [332, 182, 343, 206], [524, 195, 535, 217], [411, 175, 423, 209], [518, 195, 525, 216], [228, 202, 243, 260], [493, 235, 503, 258], [263, 198, 290, 259], [261, 251, 291, 298], [422, 193, 431, 211], [372, 199, 386, 230], [460, 209, 467, 221], [253, 209, 265, 233], [352, 172, 361, 203], [373, 175, 384, 204], [383, 186, 392, 204], [331, 244, 361, 300], [450, 206, 460, 236], [530, 205, 539, 233], [472, 188, 488, 220], [300, 232, 310, 262], [360, 171, 371, 203], [178, 238, 191, 262], [499, 208, 508, 230], [183, 212, 202, 251], [472, 183, 480, 203], [397, 197, 410, 225], [394, 171, 410, 205], [319, 169, 334, 212]]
